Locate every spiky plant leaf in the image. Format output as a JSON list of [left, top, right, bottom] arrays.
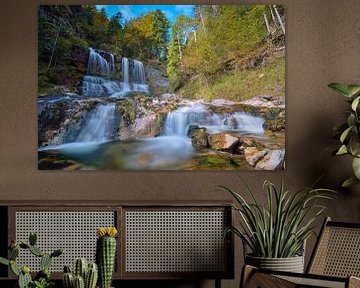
[[342, 177, 360, 188], [222, 179, 335, 258], [328, 83, 352, 97]]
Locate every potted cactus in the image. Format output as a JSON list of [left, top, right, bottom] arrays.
[[96, 227, 118, 288], [0, 232, 63, 288], [62, 258, 98, 288]]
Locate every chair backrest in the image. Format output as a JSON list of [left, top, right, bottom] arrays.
[[307, 217, 360, 277]]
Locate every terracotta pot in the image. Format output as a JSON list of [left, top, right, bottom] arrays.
[[245, 254, 305, 273]]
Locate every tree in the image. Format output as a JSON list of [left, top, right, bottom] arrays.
[[167, 15, 192, 91], [122, 10, 170, 60]]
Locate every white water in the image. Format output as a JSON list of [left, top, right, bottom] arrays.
[[87, 48, 115, 77], [122, 57, 130, 85], [76, 103, 117, 142], [164, 103, 264, 136], [133, 59, 146, 84], [82, 49, 149, 97]]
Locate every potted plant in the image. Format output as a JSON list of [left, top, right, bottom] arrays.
[[222, 179, 334, 273], [0, 232, 63, 288], [328, 83, 360, 187]]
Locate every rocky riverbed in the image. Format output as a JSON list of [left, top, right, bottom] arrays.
[[38, 92, 285, 170]]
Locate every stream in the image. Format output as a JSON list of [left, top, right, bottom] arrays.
[[38, 48, 284, 170]]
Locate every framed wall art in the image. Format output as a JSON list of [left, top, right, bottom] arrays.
[[38, 4, 285, 170]]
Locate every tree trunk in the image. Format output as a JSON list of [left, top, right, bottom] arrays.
[[199, 6, 206, 32], [263, 13, 271, 36], [269, 6, 278, 29], [47, 26, 61, 72], [273, 5, 285, 34], [177, 32, 183, 67]]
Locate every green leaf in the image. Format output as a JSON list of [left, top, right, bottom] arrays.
[[347, 85, 360, 97], [342, 177, 360, 188], [336, 145, 348, 155], [348, 135, 360, 157], [352, 96, 360, 111], [340, 126, 353, 143], [347, 114, 356, 127], [352, 157, 360, 179], [328, 83, 351, 97], [0, 257, 9, 266]]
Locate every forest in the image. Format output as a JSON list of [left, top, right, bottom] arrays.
[[38, 5, 286, 171]]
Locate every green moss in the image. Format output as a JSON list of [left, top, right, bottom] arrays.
[[179, 57, 285, 102], [120, 99, 137, 123]]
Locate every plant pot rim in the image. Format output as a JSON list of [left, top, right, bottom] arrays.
[[245, 253, 304, 260]]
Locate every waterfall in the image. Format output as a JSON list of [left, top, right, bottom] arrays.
[[82, 48, 149, 97], [87, 48, 115, 77], [76, 104, 117, 142], [122, 57, 130, 84], [163, 103, 265, 136], [133, 60, 146, 84]]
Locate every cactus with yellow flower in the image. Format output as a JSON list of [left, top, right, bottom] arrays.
[[96, 227, 118, 288]]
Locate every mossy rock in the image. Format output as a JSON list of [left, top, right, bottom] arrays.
[[263, 118, 285, 132]]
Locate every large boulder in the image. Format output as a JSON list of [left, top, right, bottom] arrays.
[[119, 112, 163, 140], [255, 149, 285, 170], [189, 126, 209, 148], [243, 147, 268, 167], [208, 133, 239, 151]]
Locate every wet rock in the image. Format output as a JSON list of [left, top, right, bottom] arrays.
[[255, 149, 285, 170], [208, 133, 239, 150], [189, 127, 209, 148], [263, 118, 286, 132], [38, 99, 99, 146], [119, 112, 163, 140], [244, 147, 268, 167], [240, 137, 266, 148], [241, 95, 285, 109], [146, 60, 169, 96]]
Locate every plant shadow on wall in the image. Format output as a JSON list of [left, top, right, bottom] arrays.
[[221, 178, 335, 273], [37, 5, 286, 171]]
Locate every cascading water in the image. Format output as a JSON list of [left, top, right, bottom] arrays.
[[82, 48, 149, 97], [76, 103, 117, 142], [163, 103, 265, 137], [133, 60, 146, 84], [87, 48, 114, 77], [122, 57, 130, 85]]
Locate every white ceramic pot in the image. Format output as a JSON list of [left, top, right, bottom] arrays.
[[245, 254, 305, 273]]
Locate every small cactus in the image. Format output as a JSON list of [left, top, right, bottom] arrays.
[[85, 263, 98, 288], [74, 275, 85, 288], [18, 269, 32, 288], [0, 232, 63, 288], [74, 258, 88, 279], [9, 246, 19, 260], [29, 232, 37, 246], [29, 245, 44, 257], [96, 227, 118, 288], [63, 272, 74, 288], [63, 259, 98, 288], [41, 253, 52, 270]]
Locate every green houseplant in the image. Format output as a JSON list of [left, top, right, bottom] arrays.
[[222, 179, 334, 272], [0, 232, 63, 288], [328, 83, 360, 187]]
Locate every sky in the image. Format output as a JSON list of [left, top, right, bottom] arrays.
[[96, 5, 194, 23]]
